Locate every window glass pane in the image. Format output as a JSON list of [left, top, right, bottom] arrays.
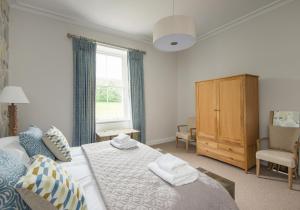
[[107, 87, 122, 103], [96, 86, 108, 103], [107, 55, 122, 80], [95, 45, 130, 123], [96, 87, 124, 121], [96, 100, 124, 121], [96, 54, 106, 79]]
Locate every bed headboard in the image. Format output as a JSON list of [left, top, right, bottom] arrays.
[[0, 0, 9, 137]]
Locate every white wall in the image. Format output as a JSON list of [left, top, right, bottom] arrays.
[[9, 9, 177, 145], [10, 0, 300, 145], [177, 0, 300, 138]]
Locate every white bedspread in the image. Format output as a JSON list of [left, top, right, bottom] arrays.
[[57, 147, 106, 210], [82, 142, 238, 210]]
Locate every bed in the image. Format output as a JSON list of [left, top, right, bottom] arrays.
[[1, 136, 238, 210], [59, 141, 239, 210]]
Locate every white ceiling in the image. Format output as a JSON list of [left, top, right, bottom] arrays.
[[11, 0, 283, 42]]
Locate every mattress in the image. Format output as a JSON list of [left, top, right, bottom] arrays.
[[57, 147, 106, 210]]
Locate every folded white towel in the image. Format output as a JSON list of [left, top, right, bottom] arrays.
[[112, 133, 130, 144], [110, 139, 137, 149], [156, 153, 187, 173], [148, 162, 199, 186]]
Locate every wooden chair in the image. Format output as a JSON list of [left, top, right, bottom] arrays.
[[176, 117, 196, 151], [256, 111, 300, 189]]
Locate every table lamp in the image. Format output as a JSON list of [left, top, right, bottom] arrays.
[[0, 86, 29, 136]]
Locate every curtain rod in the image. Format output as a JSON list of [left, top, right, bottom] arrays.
[[67, 33, 146, 55]]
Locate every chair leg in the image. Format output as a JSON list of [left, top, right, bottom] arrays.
[[268, 162, 273, 170], [272, 164, 276, 171], [185, 139, 189, 151], [176, 137, 179, 148], [256, 159, 260, 177], [288, 167, 293, 189], [276, 164, 280, 172]]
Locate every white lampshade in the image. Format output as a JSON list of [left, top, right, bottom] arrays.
[[0, 86, 30, 104], [153, 15, 197, 52]]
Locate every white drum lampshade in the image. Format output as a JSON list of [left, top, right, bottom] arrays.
[[0, 86, 29, 104], [153, 15, 197, 52]]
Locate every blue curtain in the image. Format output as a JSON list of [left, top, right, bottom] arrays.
[[72, 37, 96, 146], [128, 50, 145, 143]]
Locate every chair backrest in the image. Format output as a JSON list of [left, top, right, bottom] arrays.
[[186, 117, 196, 129], [269, 111, 300, 152]]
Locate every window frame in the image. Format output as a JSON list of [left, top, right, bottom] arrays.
[[95, 45, 132, 124]]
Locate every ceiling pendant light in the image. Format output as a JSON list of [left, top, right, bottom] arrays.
[[153, 0, 197, 52]]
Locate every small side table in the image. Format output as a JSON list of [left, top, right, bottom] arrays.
[[96, 128, 140, 142]]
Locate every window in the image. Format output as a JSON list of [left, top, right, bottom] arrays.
[[96, 45, 131, 124]]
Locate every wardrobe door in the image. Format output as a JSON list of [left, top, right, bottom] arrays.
[[196, 80, 217, 141], [218, 77, 244, 145]]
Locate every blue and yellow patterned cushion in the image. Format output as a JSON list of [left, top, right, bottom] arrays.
[[15, 155, 87, 210], [43, 126, 72, 162], [0, 149, 30, 210], [19, 126, 55, 159]]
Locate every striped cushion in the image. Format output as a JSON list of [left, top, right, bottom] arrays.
[[43, 126, 72, 162], [15, 155, 87, 210]]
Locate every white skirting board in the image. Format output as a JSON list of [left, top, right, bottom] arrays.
[[146, 137, 175, 146]]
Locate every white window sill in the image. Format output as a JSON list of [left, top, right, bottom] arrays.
[[96, 119, 131, 124]]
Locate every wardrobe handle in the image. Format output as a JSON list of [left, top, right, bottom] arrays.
[[214, 109, 220, 111]]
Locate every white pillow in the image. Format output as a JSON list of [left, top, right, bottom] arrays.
[[0, 136, 31, 166]]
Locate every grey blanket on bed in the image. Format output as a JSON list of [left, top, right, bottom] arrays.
[[82, 141, 238, 210]]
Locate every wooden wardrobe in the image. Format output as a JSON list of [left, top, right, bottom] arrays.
[[195, 74, 259, 172]]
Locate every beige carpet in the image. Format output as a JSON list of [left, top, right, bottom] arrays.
[[152, 141, 300, 210]]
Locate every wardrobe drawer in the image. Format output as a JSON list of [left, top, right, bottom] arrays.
[[198, 139, 218, 149], [218, 149, 245, 162], [218, 143, 244, 155], [198, 145, 218, 157], [198, 147, 244, 169]]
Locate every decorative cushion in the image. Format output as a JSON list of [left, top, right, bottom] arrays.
[[0, 136, 31, 166], [256, 149, 296, 168], [0, 149, 30, 210], [15, 155, 87, 210], [43, 126, 72, 162], [19, 126, 55, 159]]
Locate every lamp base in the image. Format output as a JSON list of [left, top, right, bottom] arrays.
[[8, 103, 17, 136]]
